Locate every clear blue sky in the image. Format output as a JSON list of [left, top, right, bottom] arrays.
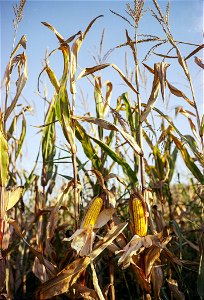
[[0, 0, 203, 181]]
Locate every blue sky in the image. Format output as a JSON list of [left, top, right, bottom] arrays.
[[0, 0, 203, 182]]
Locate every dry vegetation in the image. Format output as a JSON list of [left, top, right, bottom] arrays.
[[0, 0, 204, 299]]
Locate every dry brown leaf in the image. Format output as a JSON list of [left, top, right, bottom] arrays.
[[73, 283, 98, 300], [8, 219, 58, 276], [0, 255, 6, 292], [142, 63, 155, 74], [77, 63, 138, 94], [166, 80, 195, 107], [104, 81, 112, 117], [152, 206, 166, 232], [90, 222, 128, 260], [185, 44, 204, 61], [33, 257, 48, 283], [70, 15, 103, 94], [4, 53, 28, 121], [151, 263, 163, 299], [167, 278, 185, 300], [141, 63, 160, 122], [157, 62, 170, 101], [70, 33, 83, 94], [41, 22, 65, 43], [144, 246, 161, 278], [10, 35, 27, 58], [131, 263, 151, 293], [36, 223, 127, 299], [194, 56, 204, 69], [36, 257, 90, 299]]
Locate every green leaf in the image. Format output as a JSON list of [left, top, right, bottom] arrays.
[[171, 135, 204, 184], [58, 173, 73, 181], [41, 98, 56, 186], [153, 146, 165, 180], [170, 220, 183, 260], [168, 146, 178, 182], [15, 114, 26, 159], [59, 85, 76, 153], [7, 115, 17, 141], [121, 93, 135, 139], [73, 115, 143, 156], [0, 115, 9, 187], [90, 136, 137, 184], [75, 121, 101, 171]]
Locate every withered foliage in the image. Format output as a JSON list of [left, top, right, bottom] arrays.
[[0, 0, 203, 299]]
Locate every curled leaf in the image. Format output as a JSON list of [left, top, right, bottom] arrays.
[[77, 63, 138, 94]]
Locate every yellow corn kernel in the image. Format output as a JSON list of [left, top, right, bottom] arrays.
[[81, 197, 103, 229], [131, 197, 147, 237]]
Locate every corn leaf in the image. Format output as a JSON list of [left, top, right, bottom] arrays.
[[141, 63, 160, 122], [36, 222, 127, 299], [168, 146, 178, 182], [171, 135, 204, 184], [0, 115, 9, 187], [41, 97, 56, 186], [9, 218, 58, 275], [41, 22, 65, 43], [75, 121, 101, 171], [194, 57, 204, 69], [166, 80, 195, 107], [103, 81, 112, 117], [94, 76, 103, 139], [185, 43, 204, 61], [46, 66, 60, 93], [73, 115, 143, 156], [15, 113, 26, 159], [4, 53, 28, 121], [121, 93, 136, 138], [90, 136, 137, 184], [150, 106, 204, 167], [70, 15, 103, 94], [5, 187, 23, 211], [77, 63, 138, 94]]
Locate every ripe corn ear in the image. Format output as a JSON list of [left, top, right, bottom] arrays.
[[81, 197, 103, 229], [130, 196, 147, 237]]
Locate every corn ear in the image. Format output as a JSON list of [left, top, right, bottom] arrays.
[[130, 195, 147, 237], [81, 197, 103, 229]]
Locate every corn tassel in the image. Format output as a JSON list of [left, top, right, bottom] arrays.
[[81, 197, 103, 229], [130, 195, 147, 237]]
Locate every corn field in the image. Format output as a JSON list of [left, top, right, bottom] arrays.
[[0, 0, 204, 299]]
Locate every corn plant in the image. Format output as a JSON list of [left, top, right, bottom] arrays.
[[0, 0, 204, 299]]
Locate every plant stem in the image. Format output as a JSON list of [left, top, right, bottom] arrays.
[[72, 145, 79, 230], [72, 92, 79, 230], [133, 28, 146, 195]]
